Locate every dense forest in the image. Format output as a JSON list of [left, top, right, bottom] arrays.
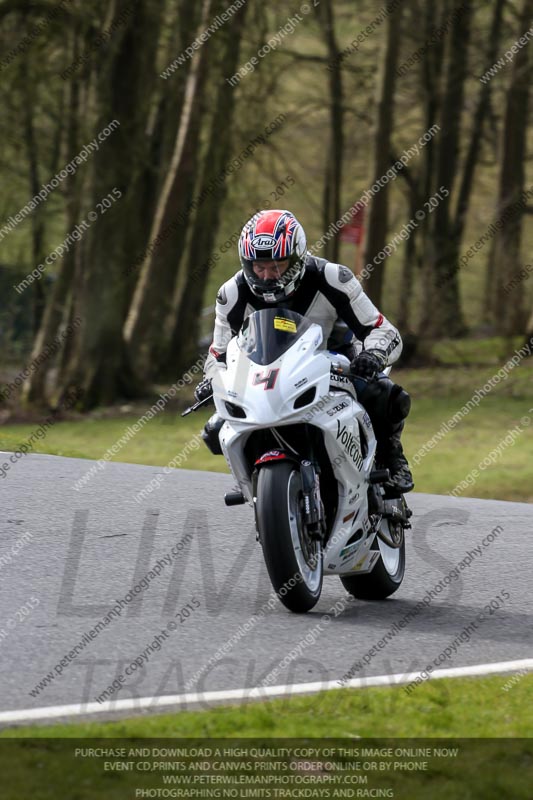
[[0, 0, 531, 409]]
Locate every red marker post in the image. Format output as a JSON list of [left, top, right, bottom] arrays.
[[339, 202, 365, 277]]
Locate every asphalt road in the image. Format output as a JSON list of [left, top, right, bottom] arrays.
[[0, 452, 532, 723]]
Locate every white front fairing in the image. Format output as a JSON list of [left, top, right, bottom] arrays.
[[213, 319, 380, 577]]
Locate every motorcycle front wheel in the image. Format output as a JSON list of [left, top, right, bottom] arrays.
[[256, 461, 323, 613]]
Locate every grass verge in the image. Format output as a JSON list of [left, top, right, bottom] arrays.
[[0, 676, 531, 798], [2, 673, 532, 739], [1, 365, 532, 501]]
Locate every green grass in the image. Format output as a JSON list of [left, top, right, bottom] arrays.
[[0, 408, 219, 473], [1, 362, 532, 501], [3, 674, 532, 739], [431, 335, 525, 366], [0, 676, 531, 798], [399, 362, 533, 502]]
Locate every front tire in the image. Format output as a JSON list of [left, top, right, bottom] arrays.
[[256, 462, 323, 613], [340, 518, 405, 600]]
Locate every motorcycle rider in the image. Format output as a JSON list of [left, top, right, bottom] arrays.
[[194, 209, 414, 495]]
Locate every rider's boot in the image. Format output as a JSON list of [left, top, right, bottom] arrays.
[[202, 413, 224, 455], [378, 420, 414, 495]]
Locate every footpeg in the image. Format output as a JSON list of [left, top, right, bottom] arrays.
[[224, 491, 246, 506]]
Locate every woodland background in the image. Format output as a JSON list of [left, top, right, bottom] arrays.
[[0, 0, 532, 413]]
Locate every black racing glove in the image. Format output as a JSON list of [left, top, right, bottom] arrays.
[[194, 377, 213, 403], [351, 350, 387, 381]]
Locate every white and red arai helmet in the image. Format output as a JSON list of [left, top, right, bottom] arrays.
[[238, 209, 307, 302]]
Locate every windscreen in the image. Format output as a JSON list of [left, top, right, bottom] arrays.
[[236, 308, 313, 366]]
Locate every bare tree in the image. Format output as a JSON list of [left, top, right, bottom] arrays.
[[163, 2, 250, 376], [123, 0, 213, 383], [485, 0, 532, 334], [418, 0, 473, 337], [363, 0, 403, 304], [398, 0, 504, 339], [57, 0, 163, 406], [22, 21, 83, 405], [315, 0, 344, 262]]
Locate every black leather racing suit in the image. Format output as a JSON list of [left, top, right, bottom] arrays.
[[203, 254, 413, 492]]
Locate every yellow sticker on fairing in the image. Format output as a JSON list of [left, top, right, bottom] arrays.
[[274, 317, 297, 333]]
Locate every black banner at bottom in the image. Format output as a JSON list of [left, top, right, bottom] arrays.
[[0, 738, 531, 799]]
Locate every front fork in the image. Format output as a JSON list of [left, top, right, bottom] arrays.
[[251, 455, 326, 543], [300, 460, 326, 541]]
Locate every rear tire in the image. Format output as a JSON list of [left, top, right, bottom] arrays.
[[340, 519, 405, 600], [256, 462, 322, 613]]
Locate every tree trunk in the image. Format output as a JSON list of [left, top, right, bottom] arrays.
[[57, 0, 163, 408], [163, 2, 249, 377], [487, 0, 532, 335], [123, 0, 213, 382], [21, 60, 46, 336], [396, 0, 447, 337], [22, 24, 82, 405], [396, 171, 421, 332], [419, 0, 472, 337], [363, 0, 403, 304], [417, 0, 447, 277], [524, 307, 533, 354], [124, 0, 202, 296], [317, 0, 344, 263], [452, 0, 505, 244]]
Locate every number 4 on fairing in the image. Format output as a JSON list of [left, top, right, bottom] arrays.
[[252, 369, 279, 390]]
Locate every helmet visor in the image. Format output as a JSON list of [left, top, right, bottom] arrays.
[[252, 258, 290, 280], [241, 252, 300, 294]]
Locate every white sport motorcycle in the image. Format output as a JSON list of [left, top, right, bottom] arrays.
[[185, 308, 411, 613]]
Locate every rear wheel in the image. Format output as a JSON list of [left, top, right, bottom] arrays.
[[340, 517, 405, 600], [256, 462, 323, 613]]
